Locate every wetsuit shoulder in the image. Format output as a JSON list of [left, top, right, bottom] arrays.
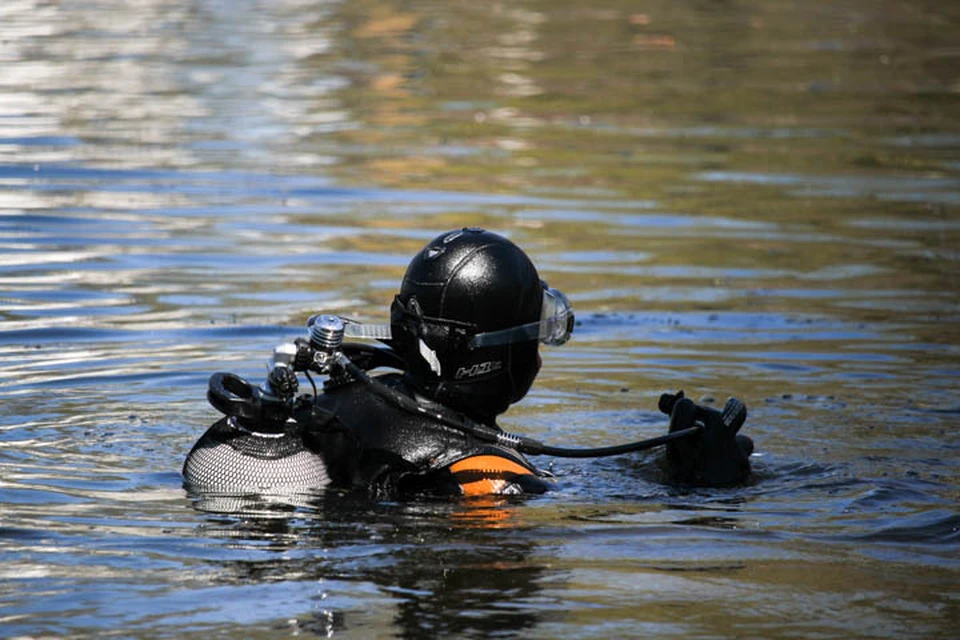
[[310, 374, 471, 463], [305, 373, 470, 492], [305, 373, 550, 496]]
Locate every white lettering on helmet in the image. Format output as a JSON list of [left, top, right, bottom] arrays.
[[455, 360, 503, 379]]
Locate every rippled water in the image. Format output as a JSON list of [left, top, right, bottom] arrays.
[[1, 1, 958, 638]]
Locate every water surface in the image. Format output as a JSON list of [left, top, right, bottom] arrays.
[[1, 1, 958, 638]]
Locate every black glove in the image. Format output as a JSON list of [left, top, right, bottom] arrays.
[[659, 391, 753, 486]]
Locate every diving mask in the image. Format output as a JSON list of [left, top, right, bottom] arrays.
[[466, 282, 574, 349], [311, 282, 574, 349]]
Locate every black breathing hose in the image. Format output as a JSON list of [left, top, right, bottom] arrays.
[[335, 355, 502, 443], [334, 354, 702, 459], [517, 427, 701, 458]]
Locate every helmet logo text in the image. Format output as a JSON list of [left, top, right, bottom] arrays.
[[455, 360, 503, 379]]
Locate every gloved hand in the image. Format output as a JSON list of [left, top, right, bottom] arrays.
[[658, 391, 753, 486]]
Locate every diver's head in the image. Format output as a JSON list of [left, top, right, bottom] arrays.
[[390, 228, 573, 422]]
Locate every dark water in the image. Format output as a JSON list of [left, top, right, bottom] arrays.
[[1, 1, 958, 637]]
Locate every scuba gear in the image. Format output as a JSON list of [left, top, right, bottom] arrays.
[[185, 314, 753, 496], [186, 366, 333, 493], [185, 334, 549, 496]]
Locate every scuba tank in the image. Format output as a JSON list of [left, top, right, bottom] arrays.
[[182, 342, 331, 494]]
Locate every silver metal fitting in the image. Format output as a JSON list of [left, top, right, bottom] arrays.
[[496, 431, 523, 449], [310, 315, 345, 352], [271, 342, 298, 367]]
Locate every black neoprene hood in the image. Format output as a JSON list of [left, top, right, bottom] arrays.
[[390, 228, 544, 421]]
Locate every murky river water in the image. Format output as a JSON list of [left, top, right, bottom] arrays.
[[1, 1, 958, 637]]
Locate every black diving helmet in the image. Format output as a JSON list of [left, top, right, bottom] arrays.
[[325, 228, 574, 422]]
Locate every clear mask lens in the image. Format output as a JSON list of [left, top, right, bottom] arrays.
[[466, 282, 574, 349], [538, 286, 574, 346]]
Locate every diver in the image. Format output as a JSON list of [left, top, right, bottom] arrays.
[[183, 228, 754, 498]]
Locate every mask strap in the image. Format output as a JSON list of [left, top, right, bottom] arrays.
[[388, 296, 476, 351]]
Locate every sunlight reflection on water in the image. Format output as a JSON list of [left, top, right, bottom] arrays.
[[1, 0, 959, 638]]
